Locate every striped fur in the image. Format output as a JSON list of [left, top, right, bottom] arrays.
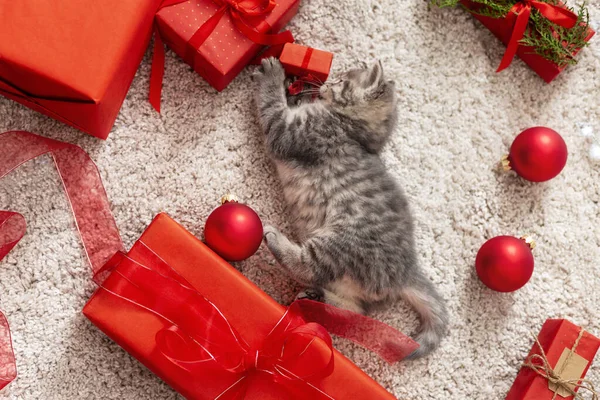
[[254, 58, 448, 358]]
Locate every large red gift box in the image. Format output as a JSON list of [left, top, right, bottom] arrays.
[[506, 319, 600, 400], [155, 0, 299, 92], [83, 213, 406, 399], [461, 0, 595, 83], [0, 1, 164, 139]]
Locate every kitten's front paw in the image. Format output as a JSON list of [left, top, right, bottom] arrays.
[[256, 57, 285, 85], [263, 225, 279, 242]]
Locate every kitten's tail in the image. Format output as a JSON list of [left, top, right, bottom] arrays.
[[400, 273, 448, 359]]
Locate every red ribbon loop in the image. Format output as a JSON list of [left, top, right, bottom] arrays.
[[497, 0, 579, 72]]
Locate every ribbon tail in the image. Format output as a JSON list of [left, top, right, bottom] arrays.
[[497, 5, 532, 73], [149, 26, 166, 113], [291, 300, 419, 363], [0, 312, 17, 391], [0, 212, 26, 260], [0, 212, 21, 390]]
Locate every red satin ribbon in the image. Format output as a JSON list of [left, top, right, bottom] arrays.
[[149, 0, 294, 112], [497, 0, 578, 72], [148, 0, 188, 112], [301, 47, 313, 70], [0, 131, 124, 389], [99, 246, 418, 399]]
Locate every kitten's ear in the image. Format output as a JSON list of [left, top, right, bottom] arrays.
[[366, 60, 384, 88]]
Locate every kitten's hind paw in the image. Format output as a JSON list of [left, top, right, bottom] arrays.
[[296, 288, 325, 302]]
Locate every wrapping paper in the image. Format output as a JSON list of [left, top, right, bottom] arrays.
[[280, 43, 334, 83], [461, 0, 595, 83], [84, 214, 417, 399], [506, 319, 600, 400], [0, 1, 164, 139], [154, 0, 299, 93]]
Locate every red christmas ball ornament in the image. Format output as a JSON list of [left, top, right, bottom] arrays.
[[204, 194, 263, 261], [475, 236, 535, 292], [502, 127, 568, 182]]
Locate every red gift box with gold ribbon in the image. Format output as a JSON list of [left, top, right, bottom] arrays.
[[0, 1, 174, 139], [460, 0, 595, 83], [152, 0, 299, 98], [506, 319, 600, 400], [0, 131, 418, 398]]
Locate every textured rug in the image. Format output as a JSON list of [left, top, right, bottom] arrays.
[[1, 0, 600, 399]]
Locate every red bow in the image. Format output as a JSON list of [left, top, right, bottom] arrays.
[[149, 0, 294, 112], [497, 0, 578, 72], [103, 253, 336, 399], [99, 248, 417, 399]]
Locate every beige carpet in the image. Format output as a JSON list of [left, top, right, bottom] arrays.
[[1, 0, 600, 398]]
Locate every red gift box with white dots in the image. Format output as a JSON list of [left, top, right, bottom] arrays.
[[156, 0, 300, 91]]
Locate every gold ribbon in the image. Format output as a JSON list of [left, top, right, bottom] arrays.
[[522, 329, 598, 400]]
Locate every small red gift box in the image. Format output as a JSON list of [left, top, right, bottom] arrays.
[[0, 1, 165, 139], [461, 0, 595, 83], [155, 0, 299, 92], [83, 213, 415, 399], [506, 319, 600, 400], [280, 43, 334, 82]]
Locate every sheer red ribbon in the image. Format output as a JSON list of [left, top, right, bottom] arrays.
[[0, 213, 23, 390], [149, 0, 294, 112], [497, 0, 578, 72], [0, 130, 124, 389], [99, 246, 418, 399], [0, 130, 418, 394]]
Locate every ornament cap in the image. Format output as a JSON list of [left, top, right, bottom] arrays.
[[520, 235, 536, 250], [221, 193, 239, 204], [501, 154, 512, 171]]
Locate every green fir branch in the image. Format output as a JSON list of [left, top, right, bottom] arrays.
[[431, 0, 591, 66]]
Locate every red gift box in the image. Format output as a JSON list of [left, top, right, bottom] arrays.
[[154, 0, 299, 92], [506, 319, 600, 400], [280, 43, 334, 83], [461, 0, 595, 83], [83, 213, 416, 399], [0, 1, 168, 139]]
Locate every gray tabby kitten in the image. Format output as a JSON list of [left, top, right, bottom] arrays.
[[254, 57, 448, 358]]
